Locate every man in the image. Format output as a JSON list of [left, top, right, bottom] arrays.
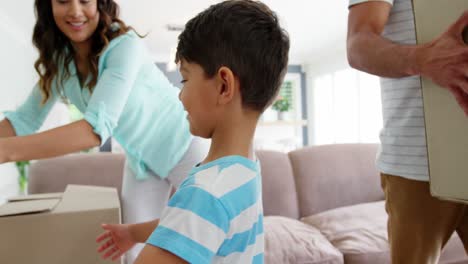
[[347, 1, 468, 263]]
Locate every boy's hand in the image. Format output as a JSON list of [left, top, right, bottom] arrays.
[[96, 223, 136, 261]]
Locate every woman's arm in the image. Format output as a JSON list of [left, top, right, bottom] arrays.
[[0, 119, 17, 138], [0, 119, 101, 163], [83, 33, 145, 146]]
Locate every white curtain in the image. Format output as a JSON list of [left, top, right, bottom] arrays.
[[311, 68, 382, 145]]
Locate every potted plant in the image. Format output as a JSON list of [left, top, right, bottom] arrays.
[[272, 96, 291, 120], [16, 161, 30, 194]]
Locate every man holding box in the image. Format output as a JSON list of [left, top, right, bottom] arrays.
[[347, 0, 468, 263]]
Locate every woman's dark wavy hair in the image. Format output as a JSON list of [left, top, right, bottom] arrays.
[[33, 0, 132, 103]]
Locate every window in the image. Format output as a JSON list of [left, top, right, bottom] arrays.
[[255, 71, 305, 152], [311, 68, 382, 145]]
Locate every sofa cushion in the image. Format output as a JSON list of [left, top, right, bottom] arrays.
[[265, 216, 343, 264], [301, 201, 389, 264], [301, 201, 468, 264], [439, 234, 468, 264], [257, 150, 300, 219], [288, 144, 383, 217]]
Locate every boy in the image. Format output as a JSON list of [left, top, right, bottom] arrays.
[[96, 0, 289, 263]]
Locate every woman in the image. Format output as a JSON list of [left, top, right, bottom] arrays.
[[0, 0, 207, 262]]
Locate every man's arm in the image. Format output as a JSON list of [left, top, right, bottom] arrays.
[[347, 1, 417, 77], [347, 2, 468, 113]]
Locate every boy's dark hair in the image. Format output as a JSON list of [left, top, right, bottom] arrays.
[[176, 0, 290, 111]]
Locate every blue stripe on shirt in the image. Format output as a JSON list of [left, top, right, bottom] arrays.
[[179, 175, 196, 188], [253, 253, 264, 264], [220, 177, 260, 218], [147, 226, 214, 264], [168, 186, 230, 233], [218, 215, 263, 256]]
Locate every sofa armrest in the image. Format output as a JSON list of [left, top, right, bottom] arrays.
[[28, 153, 125, 195]]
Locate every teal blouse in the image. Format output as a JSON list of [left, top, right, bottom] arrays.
[[4, 31, 192, 180]]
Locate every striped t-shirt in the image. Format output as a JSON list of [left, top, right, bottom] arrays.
[[147, 156, 264, 264], [349, 0, 429, 181]]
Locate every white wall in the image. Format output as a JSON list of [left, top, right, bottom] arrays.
[[0, 6, 35, 198], [303, 48, 350, 145], [0, 7, 37, 110], [0, 3, 69, 197]]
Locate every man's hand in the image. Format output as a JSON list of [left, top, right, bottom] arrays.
[[415, 11, 468, 114], [348, 3, 468, 115]]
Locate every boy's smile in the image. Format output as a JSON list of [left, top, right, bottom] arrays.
[[178, 60, 220, 139]]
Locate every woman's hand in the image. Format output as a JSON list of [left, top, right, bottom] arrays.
[[96, 223, 137, 261]]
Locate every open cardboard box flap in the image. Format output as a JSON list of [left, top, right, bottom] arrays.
[[7, 192, 62, 202], [0, 184, 119, 217], [0, 184, 121, 264], [0, 198, 60, 217], [0, 192, 63, 217]]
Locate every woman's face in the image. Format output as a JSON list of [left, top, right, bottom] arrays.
[[51, 0, 100, 46]]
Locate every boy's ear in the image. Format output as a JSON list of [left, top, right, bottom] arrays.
[[216, 66, 238, 105]]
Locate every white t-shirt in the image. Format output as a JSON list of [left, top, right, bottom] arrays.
[[349, 0, 429, 181]]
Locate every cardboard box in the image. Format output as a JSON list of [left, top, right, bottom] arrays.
[[413, 0, 468, 204], [0, 185, 121, 264]]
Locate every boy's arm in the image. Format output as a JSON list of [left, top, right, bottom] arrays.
[[129, 219, 160, 243], [134, 245, 188, 264], [97, 219, 160, 261], [130, 218, 187, 264]]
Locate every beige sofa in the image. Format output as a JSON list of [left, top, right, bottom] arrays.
[[28, 144, 468, 264]]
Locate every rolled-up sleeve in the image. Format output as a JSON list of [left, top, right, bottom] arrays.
[[84, 34, 144, 145], [3, 84, 57, 136]]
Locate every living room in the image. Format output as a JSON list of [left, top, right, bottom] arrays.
[[1, 0, 467, 264], [0, 0, 381, 197]]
